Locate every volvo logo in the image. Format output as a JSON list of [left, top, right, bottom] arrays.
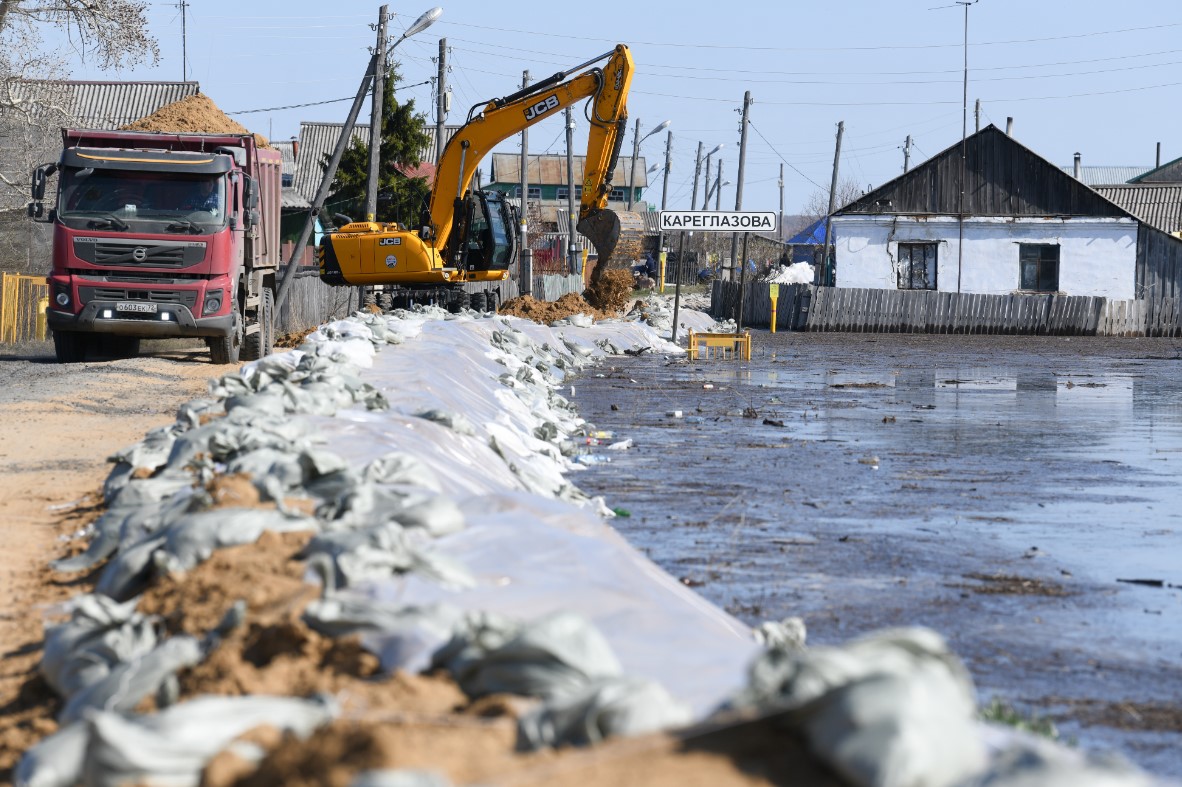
[[132, 247, 147, 262]]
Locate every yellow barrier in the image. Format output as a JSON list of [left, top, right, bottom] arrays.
[[686, 329, 751, 361], [0, 272, 50, 344]]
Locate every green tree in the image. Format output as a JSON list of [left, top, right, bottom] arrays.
[[326, 69, 432, 227]]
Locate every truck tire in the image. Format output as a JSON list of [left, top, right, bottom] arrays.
[[448, 290, 470, 314], [470, 291, 487, 313], [53, 330, 91, 363], [241, 287, 274, 361], [207, 295, 242, 365]]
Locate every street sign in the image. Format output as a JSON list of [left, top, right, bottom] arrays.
[[659, 211, 778, 233]]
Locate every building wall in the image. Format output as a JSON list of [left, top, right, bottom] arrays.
[[832, 215, 1137, 299]]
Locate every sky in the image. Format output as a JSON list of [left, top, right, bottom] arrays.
[[53, 0, 1182, 221]]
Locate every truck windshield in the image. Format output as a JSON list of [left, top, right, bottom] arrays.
[[58, 168, 226, 233]]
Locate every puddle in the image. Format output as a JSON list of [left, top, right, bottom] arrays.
[[571, 332, 1182, 778]]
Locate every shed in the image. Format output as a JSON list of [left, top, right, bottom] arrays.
[[831, 125, 1182, 300]]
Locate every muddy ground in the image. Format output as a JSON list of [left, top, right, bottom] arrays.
[[570, 332, 1182, 778]]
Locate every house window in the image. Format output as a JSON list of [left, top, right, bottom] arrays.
[[1019, 244, 1060, 292], [281, 173, 293, 187], [609, 187, 625, 202], [555, 185, 583, 201], [512, 186, 542, 200], [897, 243, 938, 290]]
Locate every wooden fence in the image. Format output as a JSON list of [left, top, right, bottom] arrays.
[[710, 282, 1182, 337], [0, 273, 48, 343]]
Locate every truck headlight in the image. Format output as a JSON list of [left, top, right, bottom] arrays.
[[55, 292, 70, 307], [203, 289, 222, 315]]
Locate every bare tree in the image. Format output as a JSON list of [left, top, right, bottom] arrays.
[[800, 177, 864, 226], [0, 0, 159, 71]]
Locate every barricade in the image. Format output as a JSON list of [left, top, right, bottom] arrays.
[[686, 329, 751, 361], [0, 272, 49, 343]]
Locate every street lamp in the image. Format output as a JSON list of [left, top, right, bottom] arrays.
[[387, 6, 441, 56], [628, 119, 671, 210], [701, 142, 724, 209]]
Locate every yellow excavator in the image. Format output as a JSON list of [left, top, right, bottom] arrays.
[[319, 44, 635, 311]]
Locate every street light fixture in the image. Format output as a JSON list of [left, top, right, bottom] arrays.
[[388, 6, 442, 56], [628, 119, 671, 210]]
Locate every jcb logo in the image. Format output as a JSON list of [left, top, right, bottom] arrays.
[[524, 94, 559, 122], [378, 237, 401, 246]]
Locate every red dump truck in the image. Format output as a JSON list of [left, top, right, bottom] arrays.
[[28, 129, 282, 364]]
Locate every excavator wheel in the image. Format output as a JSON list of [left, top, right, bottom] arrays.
[[471, 291, 487, 313]]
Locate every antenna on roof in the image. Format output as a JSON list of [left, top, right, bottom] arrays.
[[175, 1, 190, 82]]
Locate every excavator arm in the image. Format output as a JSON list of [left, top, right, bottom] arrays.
[[431, 44, 634, 265]]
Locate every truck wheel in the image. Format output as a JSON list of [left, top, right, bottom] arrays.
[[448, 290, 470, 313], [242, 288, 274, 361], [471, 291, 487, 313], [53, 330, 91, 363], [207, 296, 242, 365]]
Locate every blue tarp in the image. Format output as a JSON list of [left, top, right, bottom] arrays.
[[787, 218, 826, 245]]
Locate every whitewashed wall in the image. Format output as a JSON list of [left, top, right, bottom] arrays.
[[831, 215, 1137, 299]]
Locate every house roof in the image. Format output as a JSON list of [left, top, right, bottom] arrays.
[[292, 121, 462, 202], [10, 80, 200, 129], [1129, 156, 1182, 184], [1059, 165, 1152, 186], [489, 153, 649, 188], [1093, 185, 1182, 235], [838, 125, 1133, 220]]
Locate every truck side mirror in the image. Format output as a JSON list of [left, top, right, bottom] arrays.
[[30, 163, 56, 201], [27, 202, 42, 219], [243, 176, 259, 211]]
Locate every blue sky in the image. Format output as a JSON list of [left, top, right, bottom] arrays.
[[57, 0, 1182, 217]]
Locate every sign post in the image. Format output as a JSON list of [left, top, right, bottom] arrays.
[[661, 211, 778, 341], [768, 283, 779, 333]]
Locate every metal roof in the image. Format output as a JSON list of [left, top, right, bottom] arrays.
[[292, 121, 462, 202], [1129, 156, 1182, 184], [1093, 185, 1182, 234], [1059, 165, 1151, 186], [490, 153, 649, 188], [271, 140, 297, 175], [10, 80, 201, 129]]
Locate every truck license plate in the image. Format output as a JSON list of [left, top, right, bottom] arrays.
[[116, 301, 158, 313]]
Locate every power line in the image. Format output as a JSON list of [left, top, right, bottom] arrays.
[[226, 80, 430, 115], [747, 120, 826, 191]]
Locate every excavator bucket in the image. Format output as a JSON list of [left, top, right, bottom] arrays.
[[577, 208, 620, 283]]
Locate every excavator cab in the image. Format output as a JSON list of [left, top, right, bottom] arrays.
[[449, 190, 517, 274]]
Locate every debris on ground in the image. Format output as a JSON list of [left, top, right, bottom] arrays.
[[499, 292, 616, 324], [583, 270, 635, 312]]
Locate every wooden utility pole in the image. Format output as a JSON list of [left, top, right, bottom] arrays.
[[674, 141, 705, 344], [565, 106, 578, 275], [821, 120, 844, 287], [365, 5, 389, 222], [778, 163, 784, 243], [903, 134, 912, 173], [627, 118, 641, 210], [656, 130, 673, 285], [690, 141, 704, 211], [435, 39, 447, 164], [728, 90, 752, 282], [519, 70, 531, 294]]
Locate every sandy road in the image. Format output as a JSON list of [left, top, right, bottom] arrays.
[[0, 342, 223, 778]]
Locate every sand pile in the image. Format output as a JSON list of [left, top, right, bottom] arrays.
[[121, 93, 270, 147], [499, 292, 616, 324], [583, 269, 634, 312]]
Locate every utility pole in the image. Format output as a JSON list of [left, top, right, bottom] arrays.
[[565, 106, 578, 275], [435, 38, 447, 164], [728, 90, 752, 283], [655, 130, 673, 287], [778, 163, 784, 244], [365, 5, 389, 223], [957, 0, 978, 294], [627, 118, 641, 210], [690, 142, 704, 211], [903, 134, 912, 173], [176, 1, 189, 81], [821, 120, 844, 288], [712, 159, 723, 209], [518, 70, 531, 294]]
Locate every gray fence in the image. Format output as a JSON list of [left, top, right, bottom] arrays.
[[710, 282, 1182, 337]]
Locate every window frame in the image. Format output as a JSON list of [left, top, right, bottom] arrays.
[[896, 241, 938, 290], [1018, 243, 1060, 293]]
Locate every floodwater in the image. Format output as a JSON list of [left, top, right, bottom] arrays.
[[570, 332, 1182, 778]]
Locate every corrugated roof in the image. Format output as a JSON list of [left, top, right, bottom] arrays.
[[490, 153, 648, 188], [1129, 156, 1182, 184], [1059, 165, 1151, 186], [292, 121, 461, 202], [11, 80, 201, 129], [271, 140, 297, 175], [1093, 185, 1182, 234]]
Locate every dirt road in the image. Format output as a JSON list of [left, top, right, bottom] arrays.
[[0, 341, 220, 777]]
